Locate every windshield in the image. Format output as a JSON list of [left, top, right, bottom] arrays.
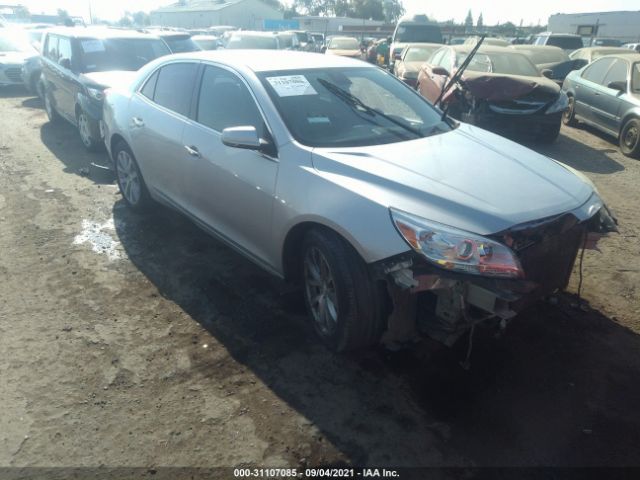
[[633, 63, 640, 92], [457, 52, 540, 76], [395, 24, 442, 43], [516, 48, 568, 64], [329, 38, 359, 50], [226, 35, 278, 49], [546, 36, 583, 50], [163, 36, 200, 53], [78, 37, 170, 73], [0, 31, 32, 52], [405, 46, 439, 62], [294, 32, 309, 43], [259, 67, 450, 148]]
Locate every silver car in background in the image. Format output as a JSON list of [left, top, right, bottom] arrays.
[[562, 53, 640, 158], [103, 51, 616, 351]]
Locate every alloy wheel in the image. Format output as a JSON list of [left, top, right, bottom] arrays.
[[623, 124, 639, 149], [78, 112, 92, 148], [303, 246, 339, 336], [116, 150, 141, 206]]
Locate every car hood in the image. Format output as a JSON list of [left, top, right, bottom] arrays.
[[0, 51, 35, 64], [459, 71, 560, 101], [80, 71, 138, 89], [311, 124, 593, 235]]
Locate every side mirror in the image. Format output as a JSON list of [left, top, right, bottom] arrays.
[[541, 69, 554, 79], [607, 80, 626, 92], [431, 66, 450, 77], [59, 57, 71, 70], [222, 126, 261, 150]]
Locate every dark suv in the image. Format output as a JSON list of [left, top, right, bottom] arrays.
[[41, 28, 170, 150]]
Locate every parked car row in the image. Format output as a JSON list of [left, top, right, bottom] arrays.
[[1, 26, 621, 354]]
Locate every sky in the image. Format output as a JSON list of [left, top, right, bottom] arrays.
[[14, 0, 640, 25]]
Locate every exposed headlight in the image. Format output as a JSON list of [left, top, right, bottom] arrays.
[[546, 91, 569, 114], [87, 87, 105, 101], [390, 208, 524, 279]]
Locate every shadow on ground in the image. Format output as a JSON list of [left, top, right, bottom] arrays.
[[528, 127, 625, 175], [0, 85, 29, 98], [40, 121, 114, 184], [112, 200, 640, 467]]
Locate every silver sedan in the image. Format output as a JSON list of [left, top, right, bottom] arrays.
[[562, 53, 640, 158], [103, 51, 616, 351]]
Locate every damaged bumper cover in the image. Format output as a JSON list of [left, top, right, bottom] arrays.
[[373, 198, 617, 346]]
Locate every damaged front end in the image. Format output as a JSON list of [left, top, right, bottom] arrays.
[[443, 74, 567, 140], [373, 199, 617, 347]]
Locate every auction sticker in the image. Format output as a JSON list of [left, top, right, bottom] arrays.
[[266, 75, 317, 97]]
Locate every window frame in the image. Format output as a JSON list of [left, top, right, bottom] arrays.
[[602, 58, 629, 90], [581, 57, 616, 85], [193, 61, 278, 158], [135, 60, 201, 119]]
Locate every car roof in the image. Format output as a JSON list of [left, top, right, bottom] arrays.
[[452, 45, 525, 55], [163, 50, 371, 72], [511, 45, 565, 52], [403, 42, 442, 49], [230, 30, 276, 37], [44, 26, 161, 40]]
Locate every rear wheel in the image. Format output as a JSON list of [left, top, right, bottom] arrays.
[[114, 141, 152, 212], [301, 229, 386, 352], [619, 118, 640, 159], [562, 95, 577, 127]]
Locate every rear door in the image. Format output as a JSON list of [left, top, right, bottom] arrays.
[[53, 35, 77, 120], [574, 57, 616, 124], [589, 58, 628, 134], [128, 62, 200, 206], [180, 64, 278, 263]]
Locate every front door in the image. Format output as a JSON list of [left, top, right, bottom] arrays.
[[181, 64, 278, 264]]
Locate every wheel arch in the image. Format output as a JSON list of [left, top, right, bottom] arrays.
[[619, 110, 640, 136], [281, 221, 366, 283]]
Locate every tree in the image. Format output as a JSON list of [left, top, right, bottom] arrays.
[[477, 12, 483, 29], [464, 9, 473, 31], [132, 11, 151, 26], [383, 0, 404, 23]]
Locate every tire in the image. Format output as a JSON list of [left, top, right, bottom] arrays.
[[77, 109, 102, 152], [619, 118, 640, 159], [562, 95, 578, 127], [43, 87, 60, 123], [113, 141, 152, 212], [301, 228, 386, 352], [537, 121, 561, 143]]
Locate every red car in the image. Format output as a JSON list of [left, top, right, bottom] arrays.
[[417, 45, 569, 143]]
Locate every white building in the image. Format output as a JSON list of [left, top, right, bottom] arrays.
[[548, 11, 640, 43], [150, 0, 283, 30], [294, 16, 390, 38]]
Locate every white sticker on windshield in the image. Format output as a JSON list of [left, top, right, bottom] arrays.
[[266, 75, 317, 97], [81, 40, 105, 53]]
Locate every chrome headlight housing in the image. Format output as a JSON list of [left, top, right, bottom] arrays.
[[546, 91, 569, 114], [390, 208, 524, 279]]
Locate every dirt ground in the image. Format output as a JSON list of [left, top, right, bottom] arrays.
[[1, 85, 639, 476]]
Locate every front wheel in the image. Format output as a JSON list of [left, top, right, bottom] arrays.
[[113, 141, 152, 212], [43, 88, 59, 123], [77, 109, 102, 152], [619, 118, 640, 159], [562, 95, 578, 127], [301, 229, 386, 352], [537, 122, 561, 143]]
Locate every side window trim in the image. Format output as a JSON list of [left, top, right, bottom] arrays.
[[193, 61, 278, 157], [135, 61, 201, 119]]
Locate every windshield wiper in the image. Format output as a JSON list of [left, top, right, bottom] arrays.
[[317, 78, 424, 139]]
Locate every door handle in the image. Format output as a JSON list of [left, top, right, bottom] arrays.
[[184, 145, 201, 158], [131, 117, 144, 127]]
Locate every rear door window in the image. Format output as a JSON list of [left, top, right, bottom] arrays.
[[602, 59, 628, 87], [153, 63, 199, 116], [582, 57, 616, 85], [140, 70, 159, 100], [57, 36, 72, 69]]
